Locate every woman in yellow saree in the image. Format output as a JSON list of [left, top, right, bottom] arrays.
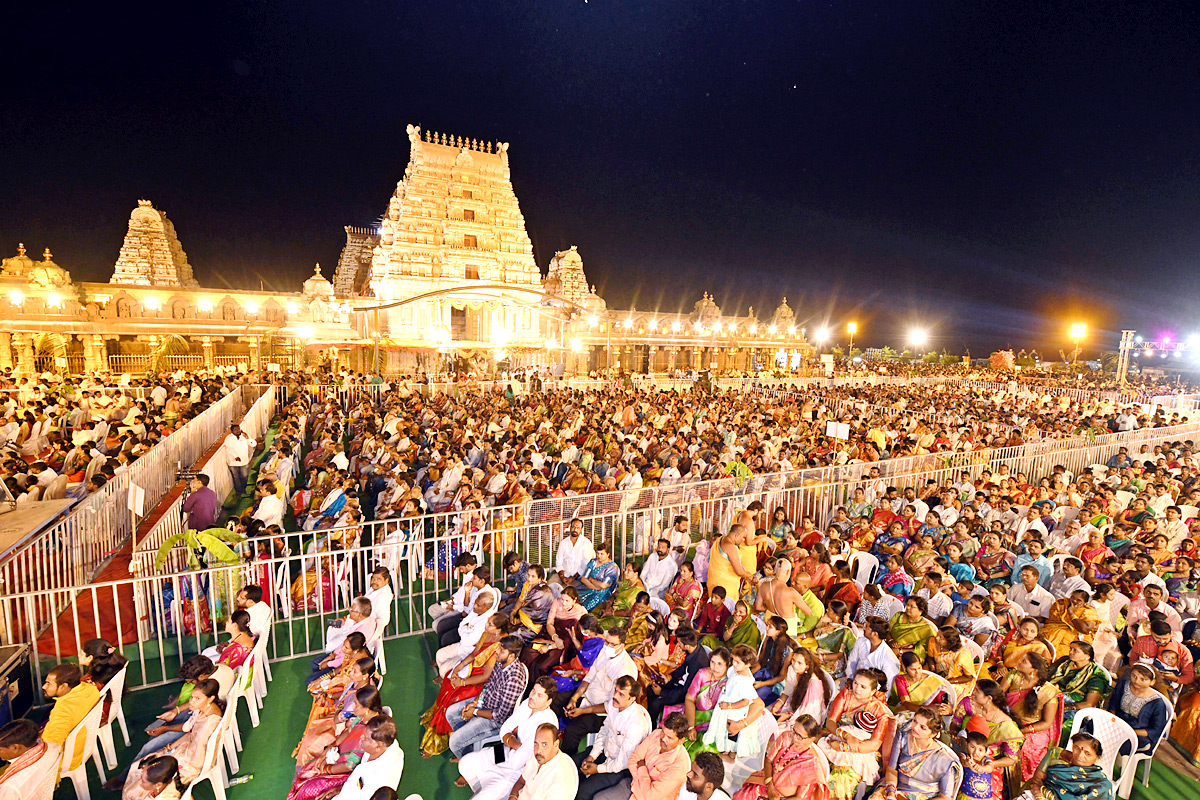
[[926, 626, 978, 705], [987, 618, 1052, 681], [891, 652, 946, 724], [1040, 591, 1100, 659]]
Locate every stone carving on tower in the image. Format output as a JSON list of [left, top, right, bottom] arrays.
[[28, 248, 72, 287], [692, 292, 722, 324], [110, 200, 199, 287], [544, 246, 589, 308], [771, 296, 795, 330], [0, 243, 35, 278], [333, 226, 379, 297], [363, 124, 539, 296]]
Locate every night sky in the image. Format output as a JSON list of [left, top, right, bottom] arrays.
[[3, 1, 1198, 356]]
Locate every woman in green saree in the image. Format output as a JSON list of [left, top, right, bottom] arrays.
[[890, 596, 939, 663], [804, 600, 857, 683], [1024, 733, 1113, 800], [606, 560, 646, 617], [702, 600, 762, 651], [1047, 641, 1110, 734]]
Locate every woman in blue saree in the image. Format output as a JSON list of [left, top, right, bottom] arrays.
[[573, 542, 620, 611], [1024, 732, 1113, 800]]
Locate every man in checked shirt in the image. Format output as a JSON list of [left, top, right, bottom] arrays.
[[446, 635, 529, 758]]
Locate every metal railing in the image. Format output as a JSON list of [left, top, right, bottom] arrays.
[[0, 386, 266, 643]]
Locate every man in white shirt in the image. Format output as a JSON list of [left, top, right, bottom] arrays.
[[640, 539, 678, 600], [554, 518, 596, 584], [510, 724, 579, 800], [575, 675, 652, 800], [0, 719, 58, 800], [663, 515, 691, 565], [222, 423, 256, 496], [915, 572, 953, 622], [844, 618, 901, 691], [457, 677, 559, 800], [251, 479, 285, 529], [365, 567, 394, 632], [1047, 558, 1091, 600], [1008, 565, 1054, 620], [239, 586, 273, 640], [333, 717, 404, 800], [561, 624, 638, 754], [659, 455, 682, 486], [322, 597, 378, 664]]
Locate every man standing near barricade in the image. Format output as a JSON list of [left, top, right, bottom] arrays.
[[222, 423, 256, 498]]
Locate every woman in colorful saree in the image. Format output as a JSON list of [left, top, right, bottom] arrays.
[[1023, 732, 1113, 800], [732, 713, 831, 800], [801, 543, 836, 596], [291, 552, 337, 615], [300, 655, 376, 759], [1001, 651, 1063, 781], [1074, 529, 1115, 584], [703, 600, 762, 651], [890, 596, 938, 662], [1041, 591, 1101, 659], [1047, 641, 1110, 732], [891, 652, 945, 723], [522, 586, 585, 681], [574, 542, 620, 612], [548, 613, 605, 694], [418, 612, 510, 756], [683, 647, 732, 758], [878, 554, 914, 599], [951, 680, 1022, 800], [656, 557, 700, 617], [606, 560, 647, 617], [990, 618, 1052, 681], [975, 533, 1015, 589], [927, 626, 978, 705], [287, 686, 383, 800], [952, 595, 999, 653], [769, 506, 795, 543], [805, 600, 857, 683], [868, 708, 962, 800], [818, 668, 895, 800], [122, 679, 223, 793]]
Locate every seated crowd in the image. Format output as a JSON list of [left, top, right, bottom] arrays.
[[409, 445, 1200, 800]]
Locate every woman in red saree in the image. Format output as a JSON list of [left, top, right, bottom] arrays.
[[664, 561, 704, 621], [733, 713, 830, 800], [418, 613, 508, 756]]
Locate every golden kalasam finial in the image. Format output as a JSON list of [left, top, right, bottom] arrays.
[[17, 243, 25, 256], [43, 248, 53, 260]]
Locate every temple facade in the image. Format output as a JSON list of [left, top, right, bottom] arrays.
[[0, 124, 812, 377]]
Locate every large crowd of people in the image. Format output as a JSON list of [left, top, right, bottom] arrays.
[[7, 364, 1200, 800]]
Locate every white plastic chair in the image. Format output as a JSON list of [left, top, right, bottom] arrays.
[[1047, 553, 1070, 575], [848, 551, 879, 587], [179, 707, 230, 800], [1116, 689, 1175, 799], [245, 637, 269, 726], [220, 665, 247, 773], [59, 700, 108, 800], [97, 663, 131, 769], [274, 561, 291, 619], [367, 626, 387, 676], [1069, 708, 1136, 785], [918, 670, 957, 711], [1179, 505, 1199, 522]]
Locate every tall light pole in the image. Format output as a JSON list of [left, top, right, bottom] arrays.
[[847, 322, 858, 356], [1070, 323, 1086, 365]]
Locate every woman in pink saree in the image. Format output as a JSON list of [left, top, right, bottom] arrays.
[[733, 713, 830, 800]]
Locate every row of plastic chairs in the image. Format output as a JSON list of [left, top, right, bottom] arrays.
[[59, 623, 276, 800], [1068, 691, 1176, 800]]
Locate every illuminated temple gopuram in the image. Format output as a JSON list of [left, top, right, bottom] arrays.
[[0, 125, 813, 377]]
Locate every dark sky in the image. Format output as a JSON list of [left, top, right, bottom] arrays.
[[3, 1, 1198, 355]]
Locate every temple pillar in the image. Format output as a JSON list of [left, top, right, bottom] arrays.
[[0, 333, 11, 371], [12, 333, 35, 378], [83, 334, 106, 373], [201, 336, 214, 368]]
